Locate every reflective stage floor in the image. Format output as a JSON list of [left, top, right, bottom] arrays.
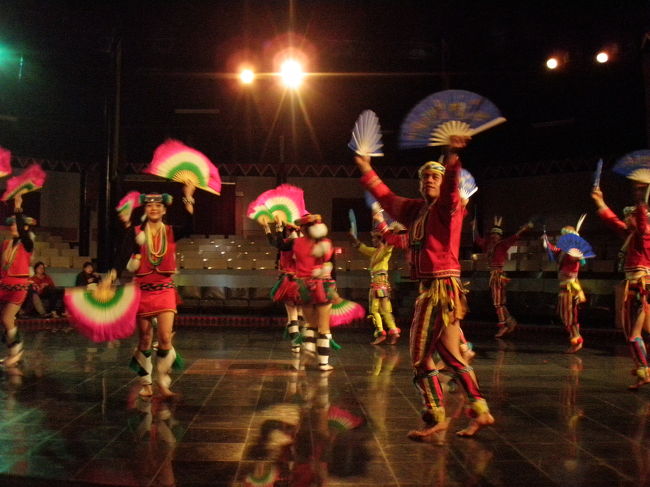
[[0, 323, 648, 486]]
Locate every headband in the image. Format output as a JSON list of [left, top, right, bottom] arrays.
[[417, 161, 446, 179], [139, 193, 173, 206]]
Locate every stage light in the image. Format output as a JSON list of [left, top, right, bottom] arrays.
[[546, 57, 559, 70], [279, 59, 304, 89], [595, 51, 609, 63], [239, 68, 255, 84]]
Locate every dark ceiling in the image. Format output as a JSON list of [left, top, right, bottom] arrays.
[[0, 0, 648, 171]]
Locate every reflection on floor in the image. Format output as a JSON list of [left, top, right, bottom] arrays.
[[0, 324, 648, 486]]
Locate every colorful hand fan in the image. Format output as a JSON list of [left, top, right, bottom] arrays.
[[0, 146, 12, 178], [399, 89, 506, 148], [330, 296, 365, 327], [246, 202, 272, 224], [64, 281, 140, 342], [115, 191, 141, 222], [613, 150, 650, 184], [459, 168, 478, 200], [365, 191, 394, 225], [348, 109, 384, 157], [327, 406, 364, 431], [556, 233, 596, 260], [542, 231, 556, 263], [246, 184, 307, 224], [593, 159, 603, 189], [145, 139, 221, 195], [348, 209, 357, 239], [1, 163, 46, 201]]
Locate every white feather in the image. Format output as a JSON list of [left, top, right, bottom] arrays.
[[348, 110, 384, 157]]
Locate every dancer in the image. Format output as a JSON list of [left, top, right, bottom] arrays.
[[355, 136, 494, 439], [473, 216, 532, 338], [122, 182, 195, 397], [292, 214, 337, 372], [349, 224, 400, 345], [0, 192, 35, 368], [592, 185, 650, 389], [542, 222, 593, 353], [263, 217, 303, 353]]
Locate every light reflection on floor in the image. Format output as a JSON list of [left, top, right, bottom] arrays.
[[0, 324, 647, 486]]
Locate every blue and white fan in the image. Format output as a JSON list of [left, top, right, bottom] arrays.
[[613, 150, 650, 184], [556, 233, 596, 260], [399, 89, 506, 149], [348, 110, 384, 157], [459, 168, 478, 200], [593, 158, 603, 189], [348, 209, 358, 239]]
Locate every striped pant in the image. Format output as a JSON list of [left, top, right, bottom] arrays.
[[557, 279, 585, 336], [410, 277, 489, 422], [489, 269, 511, 324]]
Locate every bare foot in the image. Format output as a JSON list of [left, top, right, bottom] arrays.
[[628, 377, 650, 391], [407, 419, 450, 442], [456, 412, 495, 437], [158, 386, 177, 399], [139, 384, 153, 397], [564, 339, 583, 354]]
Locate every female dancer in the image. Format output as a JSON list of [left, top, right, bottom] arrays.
[[292, 214, 337, 371], [263, 217, 303, 352], [124, 182, 195, 397], [0, 192, 35, 367]]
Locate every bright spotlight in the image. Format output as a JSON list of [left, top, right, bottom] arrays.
[[595, 51, 609, 64], [239, 68, 255, 84], [546, 57, 559, 70], [280, 59, 304, 89]]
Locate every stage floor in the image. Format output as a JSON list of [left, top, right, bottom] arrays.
[[0, 323, 648, 486]]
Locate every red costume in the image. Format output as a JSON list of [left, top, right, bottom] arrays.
[[361, 154, 489, 425]]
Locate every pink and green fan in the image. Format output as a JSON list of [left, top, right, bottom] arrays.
[[247, 184, 307, 225], [64, 280, 140, 342], [115, 191, 141, 223], [0, 146, 12, 179], [613, 150, 650, 184], [144, 139, 221, 195], [330, 295, 365, 327], [1, 163, 46, 201], [327, 406, 364, 431], [400, 89, 506, 148]]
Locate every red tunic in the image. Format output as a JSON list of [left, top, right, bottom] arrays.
[[0, 241, 32, 305], [475, 234, 519, 270], [547, 243, 581, 280], [360, 154, 463, 279], [597, 205, 650, 274], [292, 237, 333, 278]]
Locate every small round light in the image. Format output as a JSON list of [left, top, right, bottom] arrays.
[[546, 57, 559, 70], [239, 69, 255, 84], [595, 51, 609, 64]]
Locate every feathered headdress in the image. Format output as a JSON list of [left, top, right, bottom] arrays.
[[490, 216, 503, 235]]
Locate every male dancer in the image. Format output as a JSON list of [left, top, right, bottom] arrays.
[[473, 217, 532, 337], [355, 136, 494, 439], [350, 227, 401, 345], [592, 184, 650, 389]]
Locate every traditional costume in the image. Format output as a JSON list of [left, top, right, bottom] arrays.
[[291, 214, 338, 371], [0, 210, 35, 367], [267, 224, 302, 352], [361, 155, 491, 431], [128, 192, 193, 395], [352, 231, 400, 345], [596, 202, 650, 388], [543, 223, 593, 353], [474, 217, 530, 337]]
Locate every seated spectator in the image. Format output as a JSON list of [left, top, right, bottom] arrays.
[[75, 261, 101, 289], [27, 261, 64, 318]]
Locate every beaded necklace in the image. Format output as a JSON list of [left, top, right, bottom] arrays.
[[145, 223, 167, 266]]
